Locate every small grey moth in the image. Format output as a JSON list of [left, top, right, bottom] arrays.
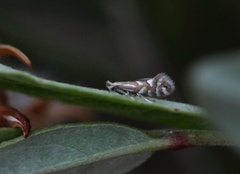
[[106, 73, 175, 100]]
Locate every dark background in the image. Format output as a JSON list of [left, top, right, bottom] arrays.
[[0, 1, 240, 173]]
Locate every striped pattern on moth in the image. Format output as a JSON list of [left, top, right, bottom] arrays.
[[106, 73, 175, 99]]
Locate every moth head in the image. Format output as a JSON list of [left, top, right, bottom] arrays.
[[106, 80, 114, 91], [156, 73, 175, 97]]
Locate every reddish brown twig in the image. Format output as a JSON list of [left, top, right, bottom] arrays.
[[0, 44, 32, 138]]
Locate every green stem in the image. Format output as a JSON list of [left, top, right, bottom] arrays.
[[146, 129, 234, 149]]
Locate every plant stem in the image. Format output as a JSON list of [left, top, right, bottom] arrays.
[[146, 129, 235, 150]]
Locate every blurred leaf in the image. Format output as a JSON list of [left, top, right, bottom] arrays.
[[188, 53, 240, 144], [0, 64, 209, 129], [0, 124, 170, 174]]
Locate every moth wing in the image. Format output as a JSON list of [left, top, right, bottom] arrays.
[[154, 73, 166, 79], [137, 77, 151, 81]]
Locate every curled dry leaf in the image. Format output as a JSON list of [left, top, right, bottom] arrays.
[[0, 104, 31, 138], [0, 45, 32, 70], [0, 45, 32, 138]]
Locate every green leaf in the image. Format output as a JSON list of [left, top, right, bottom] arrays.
[[0, 64, 208, 129], [188, 53, 240, 144], [0, 124, 233, 174], [0, 128, 22, 143], [0, 124, 170, 174]]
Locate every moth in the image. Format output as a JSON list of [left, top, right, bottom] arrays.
[[106, 73, 175, 101]]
